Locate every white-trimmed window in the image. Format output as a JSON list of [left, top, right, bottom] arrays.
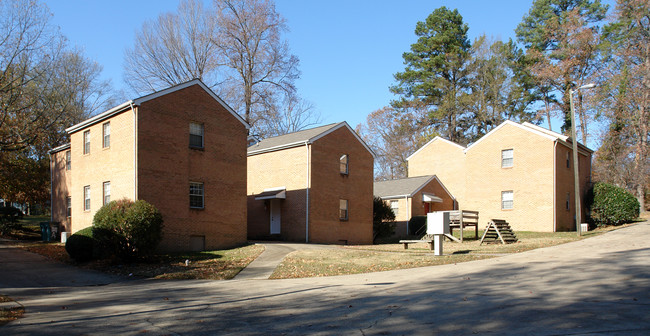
[[190, 182, 204, 209], [103, 122, 110, 148], [103, 182, 111, 205], [501, 149, 513, 168], [340, 154, 349, 175], [84, 185, 91, 211], [189, 122, 204, 149], [339, 199, 348, 220], [501, 191, 513, 210], [566, 192, 570, 210], [66, 196, 71, 217], [390, 200, 399, 216], [65, 150, 71, 170], [83, 130, 90, 154]]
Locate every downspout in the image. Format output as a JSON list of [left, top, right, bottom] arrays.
[[553, 141, 557, 232], [131, 102, 138, 200], [305, 141, 310, 243], [405, 195, 410, 235], [49, 153, 53, 224]]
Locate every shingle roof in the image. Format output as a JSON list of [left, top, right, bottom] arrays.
[[247, 122, 343, 155], [373, 175, 436, 198]]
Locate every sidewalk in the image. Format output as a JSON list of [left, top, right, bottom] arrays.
[[234, 242, 337, 280]]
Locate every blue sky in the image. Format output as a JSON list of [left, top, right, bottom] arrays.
[[43, 0, 612, 146]]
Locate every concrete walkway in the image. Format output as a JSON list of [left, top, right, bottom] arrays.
[[234, 242, 337, 280], [3, 222, 650, 335]]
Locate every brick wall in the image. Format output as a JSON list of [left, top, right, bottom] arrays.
[[555, 143, 592, 231], [247, 145, 309, 241], [407, 138, 466, 204], [50, 148, 71, 232], [137, 84, 248, 251], [309, 126, 373, 245], [69, 109, 136, 233], [464, 123, 555, 231]]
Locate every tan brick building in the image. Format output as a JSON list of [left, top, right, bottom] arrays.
[[407, 120, 593, 232], [247, 122, 374, 244], [374, 175, 455, 237], [50, 79, 250, 251]]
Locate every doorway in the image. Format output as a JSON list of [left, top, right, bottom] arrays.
[[270, 199, 281, 234]]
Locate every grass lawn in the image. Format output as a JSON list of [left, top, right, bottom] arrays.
[[1, 219, 639, 280], [269, 227, 623, 279]]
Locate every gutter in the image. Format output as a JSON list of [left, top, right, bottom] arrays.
[[553, 141, 557, 232], [305, 141, 310, 243], [131, 102, 138, 200]]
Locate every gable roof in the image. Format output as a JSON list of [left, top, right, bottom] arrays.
[[406, 136, 465, 161], [66, 79, 249, 134], [374, 175, 454, 200], [247, 121, 376, 157], [463, 120, 593, 154]]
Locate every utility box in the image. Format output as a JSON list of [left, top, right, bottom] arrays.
[[60, 232, 69, 244], [427, 211, 450, 235]]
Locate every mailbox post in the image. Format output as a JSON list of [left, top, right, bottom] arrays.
[[427, 211, 450, 256]]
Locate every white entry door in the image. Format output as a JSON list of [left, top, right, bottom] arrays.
[[270, 199, 281, 234]]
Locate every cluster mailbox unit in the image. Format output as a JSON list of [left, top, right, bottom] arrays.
[[426, 211, 450, 255]]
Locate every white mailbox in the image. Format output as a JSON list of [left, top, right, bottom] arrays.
[[427, 211, 450, 235]]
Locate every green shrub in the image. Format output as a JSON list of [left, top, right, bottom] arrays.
[[65, 227, 96, 262], [408, 216, 427, 236], [373, 197, 396, 243], [586, 182, 640, 226], [93, 198, 163, 260]]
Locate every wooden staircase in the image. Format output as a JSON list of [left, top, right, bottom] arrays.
[[479, 219, 518, 245]]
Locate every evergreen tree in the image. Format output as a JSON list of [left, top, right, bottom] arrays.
[[390, 7, 472, 144]]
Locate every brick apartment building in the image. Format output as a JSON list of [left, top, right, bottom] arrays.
[[374, 175, 455, 237], [247, 122, 375, 244], [50, 79, 250, 251], [407, 120, 593, 232]]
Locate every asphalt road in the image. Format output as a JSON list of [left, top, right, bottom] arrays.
[[2, 222, 649, 335]]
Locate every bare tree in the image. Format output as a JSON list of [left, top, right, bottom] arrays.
[[124, 0, 220, 93], [124, 0, 305, 136], [254, 92, 320, 138], [357, 105, 434, 181]]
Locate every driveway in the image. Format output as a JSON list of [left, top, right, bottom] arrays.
[[2, 222, 650, 335]]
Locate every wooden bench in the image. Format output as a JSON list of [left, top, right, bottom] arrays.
[[399, 240, 434, 250]]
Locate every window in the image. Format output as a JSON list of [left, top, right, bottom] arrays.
[[84, 185, 91, 211], [65, 150, 71, 170], [501, 191, 513, 210], [103, 122, 110, 148], [566, 192, 570, 211], [340, 154, 349, 175], [66, 196, 71, 217], [189, 122, 204, 149], [103, 182, 111, 205], [501, 149, 513, 168], [190, 182, 204, 208], [390, 200, 399, 216], [339, 199, 348, 220], [566, 152, 571, 168], [83, 130, 90, 154]]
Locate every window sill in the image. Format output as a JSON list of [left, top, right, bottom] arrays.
[[189, 146, 205, 151], [190, 207, 205, 210]]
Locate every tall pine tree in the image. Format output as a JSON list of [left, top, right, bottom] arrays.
[[390, 7, 472, 144]]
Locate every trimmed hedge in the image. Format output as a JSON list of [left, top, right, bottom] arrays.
[[93, 198, 163, 260], [65, 227, 96, 262], [586, 182, 640, 226]]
